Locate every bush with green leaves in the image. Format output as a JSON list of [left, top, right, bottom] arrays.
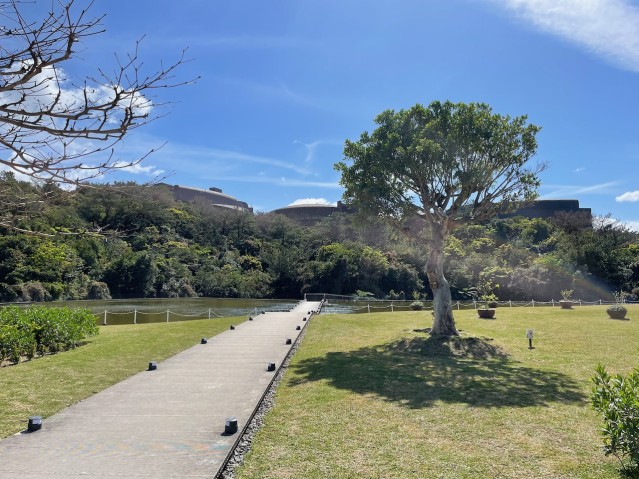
[[0, 306, 98, 364], [591, 364, 639, 472], [410, 301, 424, 310]]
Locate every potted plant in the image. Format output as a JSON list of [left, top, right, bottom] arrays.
[[471, 281, 498, 319], [559, 289, 574, 309], [607, 291, 629, 320]]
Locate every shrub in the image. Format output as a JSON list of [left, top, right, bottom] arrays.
[[410, 301, 424, 310], [591, 364, 639, 472], [18, 281, 51, 302], [86, 281, 112, 300], [0, 283, 19, 303], [0, 306, 98, 363]]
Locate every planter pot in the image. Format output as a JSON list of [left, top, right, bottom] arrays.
[[607, 309, 628, 320], [477, 309, 496, 319], [559, 300, 573, 309]]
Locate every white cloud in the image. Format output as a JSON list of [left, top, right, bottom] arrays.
[[540, 181, 620, 198], [293, 139, 341, 164], [112, 161, 164, 176], [212, 75, 323, 109], [490, 0, 639, 72], [289, 198, 337, 206], [622, 220, 639, 232], [573, 167, 586, 173], [105, 135, 312, 177], [616, 190, 639, 202], [210, 175, 341, 188]]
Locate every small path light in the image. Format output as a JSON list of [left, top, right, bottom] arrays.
[[225, 417, 238, 435], [296, 325, 301, 330], [526, 329, 534, 349], [248, 316, 253, 321], [303, 317, 307, 321], [27, 416, 42, 432], [286, 338, 292, 345], [148, 361, 157, 371], [230, 325, 235, 330], [201, 338, 208, 344], [267, 362, 276, 372]]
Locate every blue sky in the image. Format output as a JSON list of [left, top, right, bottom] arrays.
[[53, 1, 639, 228]]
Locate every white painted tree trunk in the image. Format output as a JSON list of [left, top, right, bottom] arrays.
[[426, 226, 459, 336]]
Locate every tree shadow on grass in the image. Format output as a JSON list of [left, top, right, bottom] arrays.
[[289, 336, 586, 408]]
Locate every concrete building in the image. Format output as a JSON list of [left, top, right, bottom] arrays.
[[163, 184, 252, 212], [271, 202, 349, 226], [503, 199, 591, 220], [272, 199, 591, 226]]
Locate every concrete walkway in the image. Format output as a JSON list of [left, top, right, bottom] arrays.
[[0, 301, 321, 478]]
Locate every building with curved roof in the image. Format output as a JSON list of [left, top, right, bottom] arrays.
[[271, 202, 349, 226], [163, 184, 252, 212]]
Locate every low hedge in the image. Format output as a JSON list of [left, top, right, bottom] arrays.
[[0, 306, 98, 364]]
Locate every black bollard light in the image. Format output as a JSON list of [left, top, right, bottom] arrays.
[[303, 317, 307, 321], [148, 361, 157, 371], [201, 338, 208, 344], [248, 316, 253, 321], [267, 362, 276, 372], [296, 325, 301, 330], [27, 416, 42, 432], [230, 325, 235, 330], [225, 416, 238, 435], [286, 338, 292, 345]]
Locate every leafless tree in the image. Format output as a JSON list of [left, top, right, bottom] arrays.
[[0, 0, 193, 232]]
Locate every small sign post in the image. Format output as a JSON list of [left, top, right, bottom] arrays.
[[526, 329, 534, 349]]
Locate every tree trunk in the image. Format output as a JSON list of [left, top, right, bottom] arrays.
[[426, 226, 459, 336]]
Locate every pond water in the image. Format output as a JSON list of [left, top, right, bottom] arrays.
[[1, 297, 439, 325], [4, 297, 300, 325]]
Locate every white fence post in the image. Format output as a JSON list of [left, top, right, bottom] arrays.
[[391, 303, 394, 312], [456, 301, 460, 310], [134, 309, 137, 324], [166, 309, 170, 322], [208, 308, 211, 319], [509, 300, 512, 308], [103, 310, 107, 326], [532, 300, 535, 308], [368, 304, 371, 314]]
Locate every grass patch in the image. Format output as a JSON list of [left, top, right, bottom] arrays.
[[236, 305, 639, 479], [0, 316, 240, 438]]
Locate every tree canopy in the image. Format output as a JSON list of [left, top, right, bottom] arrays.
[[336, 100, 545, 335]]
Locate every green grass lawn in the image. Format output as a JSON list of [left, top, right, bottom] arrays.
[[235, 305, 639, 479], [0, 316, 239, 438]]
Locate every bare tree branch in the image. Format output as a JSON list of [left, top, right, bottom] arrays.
[[0, 0, 196, 233]]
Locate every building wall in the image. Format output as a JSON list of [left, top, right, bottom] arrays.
[[163, 184, 252, 212]]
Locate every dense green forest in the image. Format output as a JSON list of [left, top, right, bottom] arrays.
[[1, 173, 638, 303]]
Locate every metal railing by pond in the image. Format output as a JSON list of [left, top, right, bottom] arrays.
[[95, 305, 301, 326], [305, 293, 639, 314]]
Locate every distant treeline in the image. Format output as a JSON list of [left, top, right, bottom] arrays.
[[1, 175, 638, 303]]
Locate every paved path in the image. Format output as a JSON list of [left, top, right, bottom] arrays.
[[0, 301, 321, 478]]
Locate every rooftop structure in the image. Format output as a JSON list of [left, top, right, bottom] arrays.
[[504, 199, 591, 220], [163, 184, 252, 212], [272, 199, 592, 226], [271, 202, 349, 226]]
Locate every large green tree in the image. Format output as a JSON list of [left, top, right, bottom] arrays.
[[336, 101, 544, 335]]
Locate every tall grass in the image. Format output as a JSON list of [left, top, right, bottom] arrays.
[[236, 305, 639, 479]]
